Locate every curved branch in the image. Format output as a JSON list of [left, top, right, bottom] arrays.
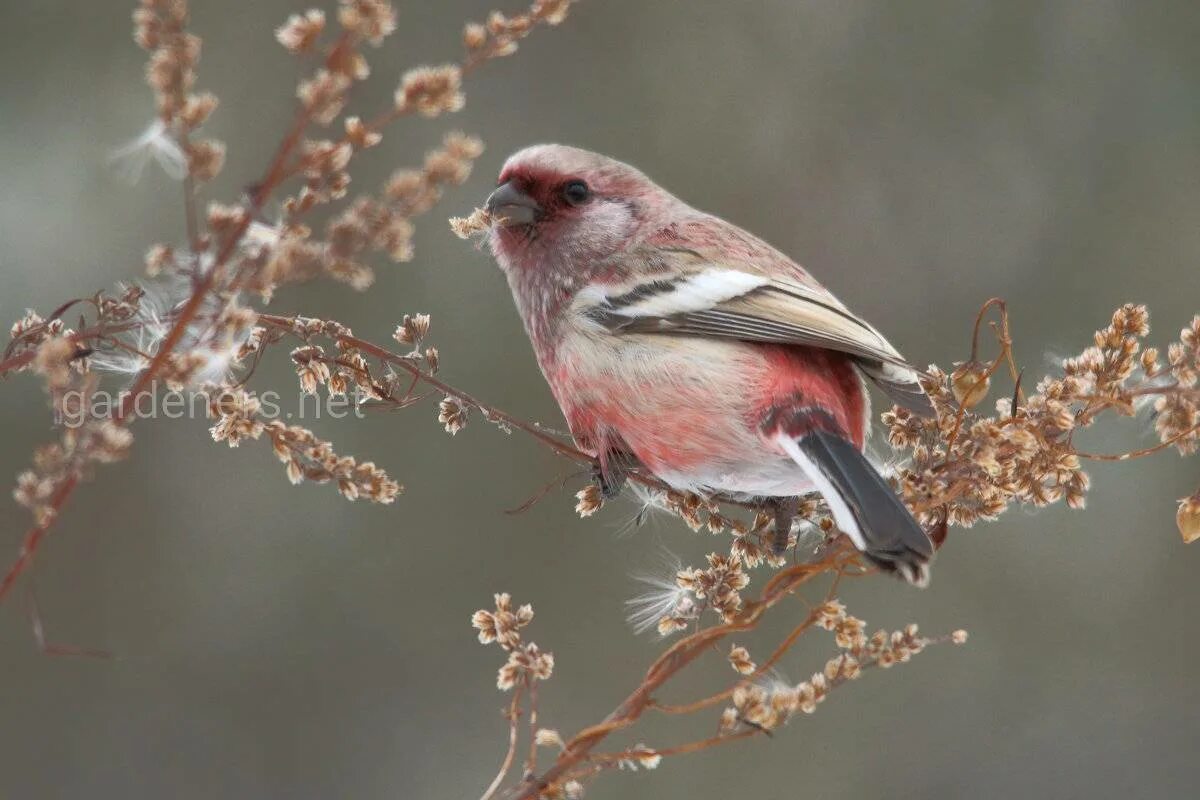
[[503, 551, 855, 800]]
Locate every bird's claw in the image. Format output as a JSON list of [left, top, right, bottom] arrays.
[[591, 461, 625, 500]]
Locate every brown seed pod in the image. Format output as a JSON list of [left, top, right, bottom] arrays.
[[951, 362, 991, 409], [1178, 494, 1200, 544]]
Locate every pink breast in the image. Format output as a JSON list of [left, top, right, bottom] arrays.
[[551, 343, 866, 478]]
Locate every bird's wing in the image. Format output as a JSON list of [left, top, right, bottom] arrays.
[[578, 247, 933, 416]]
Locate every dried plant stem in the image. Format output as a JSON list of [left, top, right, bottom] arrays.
[[0, 67, 307, 600], [649, 578, 838, 716], [254, 314, 768, 511], [0, 8, 532, 600], [2, 215, 263, 602], [276, 33, 507, 188], [25, 584, 109, 659], [117, 34, 359, 410], [947, 297, 1020, 451], [1, 0, 580, 599], [525, 676, 540, 776], [646, 693, 729, 717], [584, 730, 759, 767], [584, 642, 908, 773], [481, 684, 526, 800], [503, 552, 854, 800], [0, 474, 78, 602], [182, 174, 200, 252], [1, 319, 147, 377], [1073, 423, 1200, 461]]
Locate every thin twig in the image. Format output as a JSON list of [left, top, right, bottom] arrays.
[[586, 730, 759, 766], [502, 550, 856, 800], [256, 313, 764, 512], [650, 573, 841, 716], [1073, 423, 1200, 461], [525, 676, 540, 776], [480, 686, 525, 800], [0, 474, 79, 602]]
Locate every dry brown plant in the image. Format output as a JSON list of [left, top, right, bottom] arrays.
[[1, 3, 1198, 799]]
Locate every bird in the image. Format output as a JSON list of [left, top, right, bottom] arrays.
[[480, 144, 935, 585]]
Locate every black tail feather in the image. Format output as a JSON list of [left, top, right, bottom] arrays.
[[796, 430, 934, 585]]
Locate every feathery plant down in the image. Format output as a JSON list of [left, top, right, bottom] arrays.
[[1, 2, 1199, 799]]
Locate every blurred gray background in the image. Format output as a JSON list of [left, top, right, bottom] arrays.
[[2, 1, 1198, 798]]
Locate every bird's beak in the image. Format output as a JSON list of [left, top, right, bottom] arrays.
[[486, 181, 542, 227]]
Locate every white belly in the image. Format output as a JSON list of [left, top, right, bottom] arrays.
[[653, 457, 815, 499]]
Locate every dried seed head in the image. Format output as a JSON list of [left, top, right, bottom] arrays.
[[630, 745, 661, 770], [298, 69, 350, 125], [344, 116, 381, 149], [393, 313, 431, 345], [179, 91, 218, 130], [144, 243, 175, 276], [728, 644, 756, 675], [534, 728, 564, 749], [1178, 494, 1200, 544], [33, 337, 76, 390], [276, 9, 326, 53], [816, 599, 846, 630], [438, 395, 468, 435], [291, 345, 331, 394], [574, 484, 603, 517], [462, 22, 487, 50], [951, 362, 991, 409], [533, 0, 573, 25], [208, 389, 265, 446], [10, 309, 45, 340], [338, 0, 396, 46], [450, 207, 495, 239], [496, 642, 554, 690], [394, 65, 464, 117], [186, 139, 225, 182]]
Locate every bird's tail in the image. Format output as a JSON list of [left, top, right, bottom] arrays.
[[774, 424, 934, 586]]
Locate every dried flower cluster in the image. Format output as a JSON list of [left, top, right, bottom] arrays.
[[395, 65, 465, 117], [675, 554, 750, 623], [717, 601, 958, 737], [13, 424, 134, 527], [574, 304, 1200, 649], [450, 206, 496, 240], [474, 564, 965, 800], [129, 0, 224, 182], [206, 387, 400, 503], [727, 644, 755, 675], [7, 289, 1195, 798], [438, 396, 470, 435], [230, 129, 485, 298], [287, 1, 397, 124], [452, 303, 1193, 798], [462, 0, 573, 66], [0, 0, 577, 606], [393, 313, 431, 350], [886, 305, 1200, 530], [275, 9, 326, 54], [472, 595, 567, 800], [473, 593, 555, 690], [2, 4, 1197, 800]]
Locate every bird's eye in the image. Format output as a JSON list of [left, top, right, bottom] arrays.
[[561, 180, 591, 206]]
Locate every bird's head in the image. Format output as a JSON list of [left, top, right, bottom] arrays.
[[485, 144, 671, 274]]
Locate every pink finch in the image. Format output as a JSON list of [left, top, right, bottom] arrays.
[[481, 145, 935, 585]]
